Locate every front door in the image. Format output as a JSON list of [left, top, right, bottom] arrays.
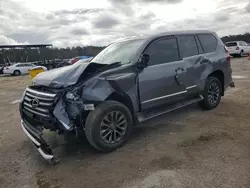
[[138, 37, 187, 110]]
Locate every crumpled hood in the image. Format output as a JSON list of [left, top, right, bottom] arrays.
[[33, 62, 91, 88]]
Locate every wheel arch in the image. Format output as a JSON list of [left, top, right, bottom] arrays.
[[207, 70, 224, 96], [13, 69, 21, 75], [106, 92, 134, 114], [105, 92, 136, 123]]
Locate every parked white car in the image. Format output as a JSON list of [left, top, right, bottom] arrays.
[[225, 41, 250, 57], [3, 63, 35, 76]]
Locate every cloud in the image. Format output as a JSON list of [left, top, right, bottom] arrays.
[[214, 12, 230, 22], [45, 13, 56, 20], [0, 0, 249, 47], [139, 11, 156, 20], [0, 35, 28, 45], [70, 28, 89, 35], [221, 7, 240, 14], [54, 8, 103, 16], [109, 0, 182, 4], [9, 33, 50, 44], [92, 14, 121, 29], [246, 3, 250, 13], [140, 0, 182, 3]]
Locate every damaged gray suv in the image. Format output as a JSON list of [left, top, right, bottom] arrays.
[[19, 30, 234, 163]]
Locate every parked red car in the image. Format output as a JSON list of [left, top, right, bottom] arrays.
[[69, 56, 93, 64]]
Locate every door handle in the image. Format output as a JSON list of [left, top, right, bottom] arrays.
[[200, 57, 210, 64], [175, 67, 184, 72]]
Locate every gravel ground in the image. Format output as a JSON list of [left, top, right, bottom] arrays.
[[1, 57, 250, 188]]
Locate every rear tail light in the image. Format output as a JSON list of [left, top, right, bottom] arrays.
[[236, 46, 240, 50], [224, 46, 231, 66]]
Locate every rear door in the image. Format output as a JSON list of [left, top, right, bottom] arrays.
[[239, 41, 246, 53], [196, 34, 220, 84], [20, 63, 33, 74], [21, 64, 28, 74], [176, 35, 202, 94], [26, 63, 34, 73]]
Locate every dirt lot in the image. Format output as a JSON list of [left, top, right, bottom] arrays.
[[1, 58, 250, 188]]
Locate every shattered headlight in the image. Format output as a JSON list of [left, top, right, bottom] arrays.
[[65, 91, 80, 101]]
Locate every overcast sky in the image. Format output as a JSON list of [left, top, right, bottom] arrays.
[[0, 0, 249, 47]]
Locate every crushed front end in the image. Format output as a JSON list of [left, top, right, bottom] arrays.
[[19, 86, 88, 164], [19, 60, 135, 164]]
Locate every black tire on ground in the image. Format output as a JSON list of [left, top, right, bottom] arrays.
[[199, 76, 222, 110], [85, 100, 133, 152], [239, 50, 244, 57], [13, 70, 21, 76]]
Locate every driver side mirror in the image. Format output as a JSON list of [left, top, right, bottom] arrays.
[[138, 54, 149, 69]]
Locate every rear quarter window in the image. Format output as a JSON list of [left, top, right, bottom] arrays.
[[198, 34, 218, 53]]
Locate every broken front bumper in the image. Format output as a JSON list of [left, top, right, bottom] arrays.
[[21, 119, 59, 164]]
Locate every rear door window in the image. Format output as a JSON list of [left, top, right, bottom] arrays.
[[225, 42, 237, 47], [198, 34, 218, 53], [195, 36, 203, 54], [145, 37, 179, 66], [177, 35, 198, 58]]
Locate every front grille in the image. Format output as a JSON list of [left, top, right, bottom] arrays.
[[23, 87, 56, 118]]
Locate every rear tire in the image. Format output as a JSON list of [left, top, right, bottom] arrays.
[[239, 50, 243, 57], [199, 76, 222, 110], [85, 101, 133, 152], [13, 70, 21, 76]]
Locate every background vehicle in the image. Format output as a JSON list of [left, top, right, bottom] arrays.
[[0, 65, 4, 74], [225, 41, 250, 57], [19, 30, 234, 163], [3, 63, 35, 76], [69, 56, 93, 64]]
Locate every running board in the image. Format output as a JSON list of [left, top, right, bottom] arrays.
[[137, 95, 203, 123]]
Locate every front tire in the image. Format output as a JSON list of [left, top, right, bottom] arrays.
[[85, 101, 133, 152], [13, 70, 21, 76], [199, 77, 222, 110]]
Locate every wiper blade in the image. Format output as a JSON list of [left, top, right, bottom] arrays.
[[95, 62, 121, 73]]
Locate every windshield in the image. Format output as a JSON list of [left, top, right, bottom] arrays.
[[226, 42, 237, 47], [90, 39, 145, 65]]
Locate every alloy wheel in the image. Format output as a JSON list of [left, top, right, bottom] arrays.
[[100, 111, 128, 144], [208, 82, 220, 105]]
